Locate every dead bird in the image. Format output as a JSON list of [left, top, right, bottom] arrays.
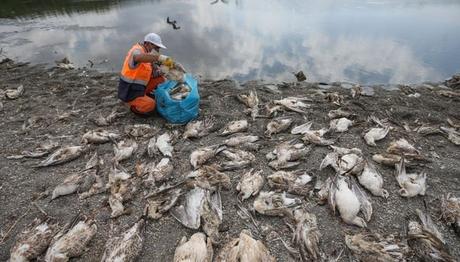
[[190, 145, 226, 169], [109, 178, 138, 218], [414, 125, 443, 136], [440, 126, 460, 145], [356, 161, 388, 198], [372, 153, 403, 167], [320, 147, 364, 175], [174, 232, 213, 262], [237, 90, 259, 120], [37, 145, 86, 167], [328, 108, 353, 119], [85, 151, 100, 170], [219, 148, 255, 170], [45, 218, 97, 262], [171, 187, 206, 229], [264, 103, 284, 117], [101, 217, 146, 262], [93, 109, 126, 126], [267, 171, 314, 196], [440, 193, 460, 236], [51, 171, 86, 200], [253, 191, 301, 217], [201, 190, 223, 243], [215, 230, 275, 262], [220, 120, 249, 136], [5, 84, 24, 99], [147, 187, 183, 219], [288, 208, 322, 261], [8, 140, 59, 159], [329, 176, 371, 227], [395, 158, 426, 197], [387, 138, 420, 156], [187, 165, 231, 190], [183, 117, 216, 139], [81, 129, 120, 144], [155, 132, 173, 157], [9, 218, 58, 262], [265, 117, 293, 137], [363, 126, 390, 147], [273, 96, 311, 114], [113, 140, 138, 163], [140, 157, 173, 185], [224, 134, 259, 147], [291, 122, 313, 135], [345, 233, 409, 261], [236, 169, 264, 200], [55, 57, 75, 69], [302, 128, 334, 146], [124, 124, 157, 138], [329, 117, 353, 132], [166, 16, 181, 30], [407, 209, 455, 262], [267, 140, 310, 170], [325, 92, 344, 106]]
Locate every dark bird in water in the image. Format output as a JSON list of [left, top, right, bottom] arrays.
[[167, 17, 181, 30]]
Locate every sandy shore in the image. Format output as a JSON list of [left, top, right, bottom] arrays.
[[0, 59, 459, 261]]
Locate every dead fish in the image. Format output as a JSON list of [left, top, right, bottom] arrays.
[[37, 146, 86, 167], [171, 187, 206, 229], [440, 193, 460, 236], [372, 153, 402, 166], [190, 145, 226, 169], [174, 232, 213, 262], [291, 122, 313, 135], [142, 158, 173, 184], [224, 135, 259, 147], [387, 138, 420, 156], [267, 171, 314, 196], [329, 176, 370, 228], [221, 120, 249, 136], [101, 218, 145, 262], [51, 172, 86, 200], [363, 126, 390, 146], [330, 117, 353, 132], [345, 233, 409, 261], [113, 140, 138, 163], [183, 117, 216, 139], [81, 129, 120, 144], [187, 165, 231, 190], [5, 84, 24, 99], [440, 126, 460, 145], [254, 191, 301, 217], [237, 90, 259, 120], [236, 169, 264, 200], [328, 108, 352, 119], [290, 208, 322, 261], [265, 117, 293, 137], [156, 133, 173, 157], [215, 230, 275, 262], [9, 219, 58, 262], [395, 159, 426, 197], [93, 109, 126, 126], [407, 209, 455, 262], [273, 97, 311, 114], [148, 187, 183, 219], [124, 124, 157, 138], [356, 161, 388, 198], [45, 219, 97, 262], [219, 149, 255, 170]]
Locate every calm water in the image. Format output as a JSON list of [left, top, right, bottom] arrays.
[[1, 0, 459, 84]]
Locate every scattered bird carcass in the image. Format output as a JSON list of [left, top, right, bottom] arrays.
[[220, 119, 249, 136], [190, 145, 226, 169], [9, 219, 58, 262], [124, 124, 157, 138], [394, 159, 426, 197], [5, 84, 24, 99], [327, 108, 353, 119], [113, 140, 138, 163], [223, 134, 259, 150], [386, 138, 420, 157], [187, 165, 231, 190], [440, 126, 460, 145], [107, 164, 137, 218], [253, 191, 301, 217], [265, 117, 293, 137], [236, 169, 264, 200], [328, 176, 372, 228], [92, 109, 126, 126], [301, 127, 334, 146], [372, 153, 403, 167], [267, 170, 314, 196], [81, 129, 120, 144], [288, 208, 322, 261], [329, 117, 353, 133], [139, 157, 173, 185], [273, 97, 311, 114], [355, 161, 388, 198], [45, 218, 97, 262], [236, 90, 259, 120], [215, 230, 275, 262], [266, 140, 310, 170], [155, 132, 174, 157], [325, 92, 344, 106], [320, 146, 364, 175], [147, 186, 183, 219], [363, 125, 390, 146], [101, 218, 146, 262], [345, 233, 409, 261], [183, 116, 216, 139], [291, 122, 313, 135], [440, 193, 460, 236], [7, 140, 59, 159], [37, 145, 86, 167], [174, 232, 213, 262], [407, 209, 455, 262], [51, 171, 87, 200], [218, 148, 255, 171]]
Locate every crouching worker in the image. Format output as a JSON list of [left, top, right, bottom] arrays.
[[118, 32, 168, 115]]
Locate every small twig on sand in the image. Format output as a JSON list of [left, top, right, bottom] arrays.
[[33, 202, 48, 217], [0, 208, 31, 244]]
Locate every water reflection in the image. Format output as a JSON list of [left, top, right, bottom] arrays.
[[0, 0, 459, 84]]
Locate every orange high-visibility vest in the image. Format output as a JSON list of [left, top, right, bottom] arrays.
[[118, 43, 153, 102]]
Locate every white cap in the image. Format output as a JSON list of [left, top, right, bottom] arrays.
[[144, 33, 167, 49]]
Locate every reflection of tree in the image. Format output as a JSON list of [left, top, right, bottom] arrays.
[[0, 0, 158, 18]]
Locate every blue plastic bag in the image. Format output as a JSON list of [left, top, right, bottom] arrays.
[[155, 73, 200, 124]]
